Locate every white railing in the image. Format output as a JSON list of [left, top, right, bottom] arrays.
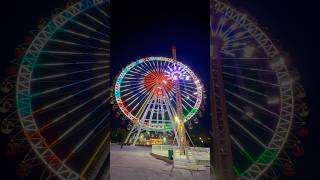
[[173, 146, 210, 167], [151, 145, 174, 157], [189, 147, 210, 166], [152, 145, 210, 168]]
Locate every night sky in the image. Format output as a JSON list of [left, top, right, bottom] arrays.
[[0, 0, 319, 179]]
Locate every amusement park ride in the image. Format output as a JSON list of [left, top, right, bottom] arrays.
[[0, 0, 310, 180], [113, 47, 205, 152]]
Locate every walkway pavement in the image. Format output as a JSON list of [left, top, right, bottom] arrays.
[[110, 144, 210, 180]]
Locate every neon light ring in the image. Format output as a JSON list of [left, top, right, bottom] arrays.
[[16, 0, 111, 179], [113, 57, 205, 138]]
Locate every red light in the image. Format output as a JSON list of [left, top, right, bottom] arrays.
[[144, 71, 173, 93]]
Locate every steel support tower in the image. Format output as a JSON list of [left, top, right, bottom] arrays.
[[210, 24, 235, 180], [172, 46, 188, 153]]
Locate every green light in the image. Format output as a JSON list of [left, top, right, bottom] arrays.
[[234, 149, 277, 177], [233, 167, 241, 177], [239, 149, 255, 163], [257, 149, 276, 164]]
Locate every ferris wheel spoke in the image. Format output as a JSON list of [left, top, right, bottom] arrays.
[[126, 89, 149, 109], [132, 65, 149, 75], [41, 50, 109, 56], [134, 86, 159, 121], [180, 80, 197, 86], [127, 69, 149, 76], [215, 16, 227, 35], [167, 90, 189, 113], [223, 65, 274, 73], [180, 85, 198, 93], [180, 84, 199, 93], [127, 67, 149, 76], [80, 129, 110, 178], [121, 79, 142, 84], [180, 85, 199, 98], [155, 60, 161, 72], [228, 114, 267, 148], [96, 7, 109, 18], [224, 82, 268, 98], [125, 70, 146, 77], [139, 62, 153, 74], [40, 88, 109, 131], [49, 98, 109, 148], [48, 39, 109, 51], [161, 61, 167, 71], [223, 72, 279, 87], [222, 42, 246, 49], [64, 112, 110, 162], [227, 101, 274, 133], [165, 93, 179, 118], [170, 95, 189, 114], [145, 61, 158, 73], [120, 80, 143, 86], [122, 87, 147, 103], [31, 74, 108, 97], [120, 82, 144, 92], [181, 84, 199, 96], [35, 80, 108, 118], [122, 76, 143, 81], [227, 35, 252, 43], [223, 47, 247, 53], [60, 28, 109, 44], [35, 60, 109, 67], [181, 89, 199, 99], [223, 57, 270, 60], [230, 135, 255, 162], [225, 89, 279, 118], [141, 60, 153, 72], [180, 94, 196, 109], [148, 60, 157, 72], [85, 13, 110, 29], [145, 61, 154, 71], [180, 91, 197, 104], [130, 91, 150, 113], [120, 83, 144, 94], [221, 24, 238, 38], [70, 19, 109, 38], [32, 65, 109, 81], [120, 82, 143, 88]]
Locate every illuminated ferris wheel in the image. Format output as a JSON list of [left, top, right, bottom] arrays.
[[14, 0, 111, 179], [112, 57, 205, 145], [210, 0, 308, 179]]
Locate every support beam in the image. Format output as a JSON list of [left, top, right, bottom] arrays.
[[210, 25, 235, 180]]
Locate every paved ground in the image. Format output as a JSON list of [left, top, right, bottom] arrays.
[[110, 144, 210, 180]]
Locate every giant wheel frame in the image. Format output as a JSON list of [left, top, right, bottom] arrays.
[[114, 57, 204, 133], [16, 0, 110, 179], [211, 0, 294, 179]]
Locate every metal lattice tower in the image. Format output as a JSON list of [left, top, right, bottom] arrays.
[[172, 46, 188, 152], [210, 26, 235, 180]]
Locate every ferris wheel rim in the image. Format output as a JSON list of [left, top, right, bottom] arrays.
[[114, 56, 204, 131], [16, 0, 110, 179]]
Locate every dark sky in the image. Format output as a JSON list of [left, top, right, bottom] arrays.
[[0, 0, 319, 179]]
